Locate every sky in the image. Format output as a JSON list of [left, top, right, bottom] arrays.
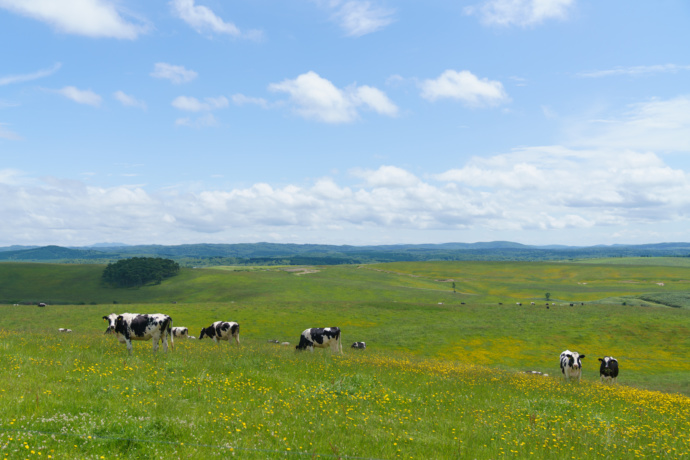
[[1, 0, 689, 247]]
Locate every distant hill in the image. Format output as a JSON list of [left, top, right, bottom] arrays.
[[1, 241, 690, 266]]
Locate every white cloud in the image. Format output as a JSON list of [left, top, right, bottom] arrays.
[[55, 86, 102, 106], [169, 0, 261, 39], [171, 95, 228, 112], [231, 94, 269, 109], [420, 70, 509, 107], [0, 63, 61, 86], [150, 63, 198, 84], [113, 91, 146, 110], [331, 1, 395, 37], [268, 71, 398, 123], [577, 64, 690, 78], [568, 96, 690, 153], [0, 0, 148, 39], [0, 123, 22, 140], [466, 0, 575, 27], [3, 149, 690, 246], [175, 113, 218, 128]]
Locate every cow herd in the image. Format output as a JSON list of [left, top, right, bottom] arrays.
[[95, 312, 617, 383], [99, 313, 354, 357]]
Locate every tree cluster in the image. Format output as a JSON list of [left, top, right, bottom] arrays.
[[102, 257, 180, 288]]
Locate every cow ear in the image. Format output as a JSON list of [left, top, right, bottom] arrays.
[[102, 316, 108, 320], [580, 355, 585, 359], [598, 358, 603, 362], [116, 315, 123, 323]]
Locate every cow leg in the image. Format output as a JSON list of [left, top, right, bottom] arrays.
[[126, 339, 133, 355], [162, 335, 169, 353], [152, 338, 160, 353], [213, 337, 219, 345], [234, 333, 240, 346]]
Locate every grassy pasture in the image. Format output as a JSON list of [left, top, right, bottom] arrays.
[[1, 260, 690, 458]]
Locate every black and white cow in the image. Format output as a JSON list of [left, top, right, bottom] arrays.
[[598, 356, 619, 383], [172, 327, 189, 339], [199, 321, 240, 345], [103, 313, 173, 355], [296, 327, 342, 354], [58, 328, 72, 333], [560, 350, 585, 382], [351, 341, 366, 349]]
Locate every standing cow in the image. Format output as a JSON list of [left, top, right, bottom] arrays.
[[598, 357, 619, 383], [103, 313, 173, 355], [296, 327, 342, 354], [560, 350, 585, 382], [199, 321, 240, 345]]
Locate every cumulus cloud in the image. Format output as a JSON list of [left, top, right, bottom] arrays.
[[0, 0, 148, 39], [171, 95, 228, 112], [231, 94, 269, 109], [331, 1, 396, 37], [55, 86, 102, 106], [420, 70, 509, 107], [0, 63, 61, 86], [169, 0, 261, 39], [268, 71, 398, 123], [150, 63, 198, 84], [466, 0, 575, 27], [113, 91, 146, 109], [174, 113, 218, 128], [5, 147, 690, 246]]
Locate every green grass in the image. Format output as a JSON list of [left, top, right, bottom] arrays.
[[1, 259, 690, 458]]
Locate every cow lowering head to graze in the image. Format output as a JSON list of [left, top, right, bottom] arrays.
[[199, 321, 240, 345], [351, 341, 366, 349], [102, 313, 173, 355], [171, 327, 189, 339], [295, 327, 342, 354], [599, 357, 619, 383], [560, 350, 585, 382], [58, 328, 72, 333]]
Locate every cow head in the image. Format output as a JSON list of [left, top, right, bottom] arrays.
[[103, 314, 118, 334], [599, 356, 617, 370], [199, 326, 214, 340], [564, 352, 585, 369]]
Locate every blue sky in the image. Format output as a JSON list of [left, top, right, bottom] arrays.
[[1, 0, 689, 247]]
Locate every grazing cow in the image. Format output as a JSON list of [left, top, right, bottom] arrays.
[[530, 302, 535, 305], [598, 357, 619, 383], [560, 350, 586, 382], [188, 336, 197, 339], [351, 341, 366, 349], [523, 370, 549, 377], [267, 339, 280, 344], [296, 327, 342, 354], [199, 321, 240, 345], [58, 328, 72, 333], [281, 342, 290, 346], [103, 313, 173, 354], [38, 302, 47, 307], [171, 327, 189, 339]]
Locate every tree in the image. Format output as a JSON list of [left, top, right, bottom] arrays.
[[545, 292, 551, 301], [102, 257, 180, 288]]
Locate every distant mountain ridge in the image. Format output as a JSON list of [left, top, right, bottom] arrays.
[[1, 241, 690, 266]]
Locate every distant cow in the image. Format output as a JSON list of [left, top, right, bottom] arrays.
[[296, 327, 342, 354], [103, 313, 173, 354], [38, 302, 47, 307], [172, 327, 189, 339], [58, 328, 72, 333], [199, 321, 240, 345], [531, 302, 535, 305], [351, 341, 366, 349], [560, 350, 585, 382], [599, 357, 619, 383]]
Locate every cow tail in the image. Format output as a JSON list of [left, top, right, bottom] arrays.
[[168, 317, 174, 351], [338, 328, 343, 354]]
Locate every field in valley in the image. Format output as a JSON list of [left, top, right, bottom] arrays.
[[1, 259, 689, 458]]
